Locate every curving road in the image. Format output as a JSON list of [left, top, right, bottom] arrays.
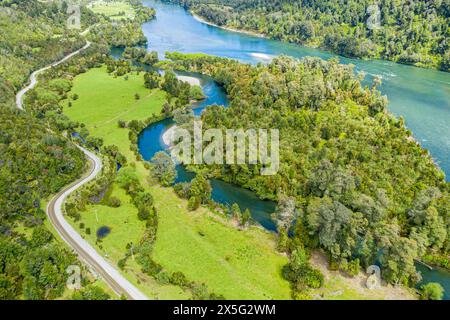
[[16, 39, 148, 300]]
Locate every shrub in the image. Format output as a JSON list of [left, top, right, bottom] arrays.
[[187, 196, 201, 211], [170, 272, 189, 287], [107, 196, 121, 208], [420, 283, 444, 300], [138, 207, 151, 221], [118, 120, 127, 128]]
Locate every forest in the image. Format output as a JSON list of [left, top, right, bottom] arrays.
[[167, 0, 450, 71], [1, 0, 448, 300], [162, 52, 449, 291], [0, 0, 149, 299]]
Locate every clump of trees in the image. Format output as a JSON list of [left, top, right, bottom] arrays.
[[171, 0, 450, 71], [282, 248, 324, 299], [151, 152, 177, 187], [419, 282, 444, 300], [174, 174, 212, 211], [71, 285, 111, 300], [164, 52, 449, 289]]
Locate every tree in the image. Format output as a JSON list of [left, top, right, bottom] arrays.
[[173, 107, 194, 127], [190, 85, 205, 100], [161, 71, 180, 97], [189, 174, 212, 204], [118, 120, 127, 128], [306, 197, 358, 259], [282, 248, 324, 293], [144, 71, 160, 89], [187, 196, 201, 211], [162, 102, 172, 117], [142, 51, 159, 65], [71, 285, 111, 300], [230, 203, 241, 220], [419, 283, 444, 300], [379, 236, 419, 285], [241, 209, 251, 227], [151, 152, 177, 186], [138, 207, 151, 221], [30, 226, 53, 247]]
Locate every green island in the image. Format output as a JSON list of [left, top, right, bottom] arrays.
[[0, 0, 448, 301]]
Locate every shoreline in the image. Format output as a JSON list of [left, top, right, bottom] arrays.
[[162, 125, 177, 146], [191, 12, 445, 73], [177, 75, 201, 86], [191, 12, 266, 38]]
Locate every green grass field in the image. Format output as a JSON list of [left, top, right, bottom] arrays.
[[88, 1, 134, 20], [63, 66, 292, 299], [60, 65, 414, 300]]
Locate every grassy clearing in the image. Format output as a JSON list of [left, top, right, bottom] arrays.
[[309, 251, 417, 300], [64, 66, 165, 159], [151, 186, 291, 299], [63, 66, 291, 299], [88, 1, 134, 20]]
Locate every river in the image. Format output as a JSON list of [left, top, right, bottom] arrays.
[[136, 0, 449, 298]]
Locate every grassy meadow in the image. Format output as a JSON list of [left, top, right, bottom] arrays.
[[88, 1, 134, 20], [63, 66, 292, 299]]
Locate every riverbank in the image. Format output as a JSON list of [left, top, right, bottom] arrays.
[[191, 12, 266, 38], [176, 75, 201, 86]]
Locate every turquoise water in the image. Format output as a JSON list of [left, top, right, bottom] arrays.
[[416, 264, 450, 300], [136, 0, 450, 297], [142, 0, 450, 179]]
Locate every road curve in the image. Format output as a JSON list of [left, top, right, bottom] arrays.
[[16, 41, 91, 110], [16, 40, 148, 300]]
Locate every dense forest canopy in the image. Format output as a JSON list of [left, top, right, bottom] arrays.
[[0, 0, 98, 106], [163, 52, 449, 285], [0, 0, 112, 299], [1, 0, 448, 300], [168, 0, 450, 71]]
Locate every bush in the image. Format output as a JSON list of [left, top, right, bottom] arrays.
[[138, 207, 151, 221], [190, 85, 205, 100], [118, 120, 127, 128], [118, 258, 126, 270], [420, 283, 444, 300], [107, 196, 121, 208], [170, 272, 189, 287], [347, 259, 360, 277], [187, 196, 201, 211]]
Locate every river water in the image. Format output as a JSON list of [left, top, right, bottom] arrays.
[[136, 0, 450, 297]]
